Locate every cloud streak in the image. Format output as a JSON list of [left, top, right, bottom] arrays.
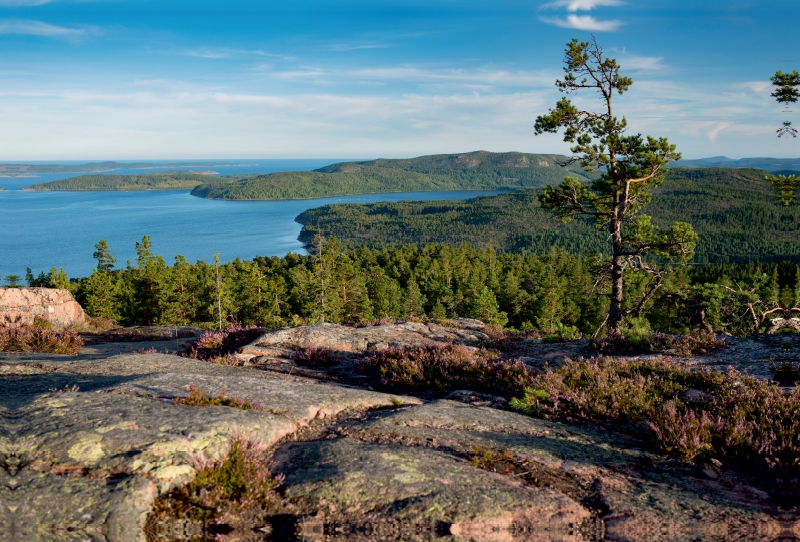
[[0, 19, 97, 39], [0, 0, 54, 5], [540, 14, 624, 31], [542, 0, 623, 11]]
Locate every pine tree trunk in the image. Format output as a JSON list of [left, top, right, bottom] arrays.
[[609, 215, 625, 334]]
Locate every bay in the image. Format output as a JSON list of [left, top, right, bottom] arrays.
[[1, 189, 500, 279]]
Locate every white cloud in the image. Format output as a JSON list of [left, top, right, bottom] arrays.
[[326, 42, 389, 52], [615, 53, 664, 71], [266, 65, 557, 91], [0, 0, 53, 5], [178, 47, 294, 61], [540, 14, 624, 31], [541, 0, 623, 12], [0, 19, 96, 38]]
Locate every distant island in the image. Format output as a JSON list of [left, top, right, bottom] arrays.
[[190, 151, 595, 200], [26, 151, 594, 197], [0, 161, 250, 177], [296, 167, 799, 265], [26, 172, 240, 191]]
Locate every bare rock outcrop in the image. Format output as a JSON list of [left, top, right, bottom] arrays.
[[0, 287, 85, 329], [237, 319, 490, 361]]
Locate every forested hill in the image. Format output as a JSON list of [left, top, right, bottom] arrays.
[[190, 151, 594, 200], [26, 172, 234, 191], [297, 168, 800, 265]]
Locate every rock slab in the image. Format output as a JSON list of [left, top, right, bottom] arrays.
[[0, 288, 85, 329]]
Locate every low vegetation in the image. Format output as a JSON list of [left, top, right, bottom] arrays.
[[355, 343, 531, 397], [148, 435, 283, 526], [174, 385, 261, 411], [290, 346, 342, 367], [0, 324, 83, 354], [181, 324, 264, 362], [510, 357, 800, 498]]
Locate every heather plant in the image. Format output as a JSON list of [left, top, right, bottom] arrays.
[[181, 323, 263, 362], [0, 325, 83, 355], [355, 343, 531, 397], [290, 345, 342, 367], [655, 329, 725, 358], [150, 435, 284, 526], [511, 357, 800, 493]]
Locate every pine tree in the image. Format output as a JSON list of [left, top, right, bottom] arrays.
[[49, 267, 70, 290], [471, 286, 508, 326], [535, 38, 696, 334], [83, 270, 120, 321], [402, 277, 427, 318], [93, 239, 117, 272]]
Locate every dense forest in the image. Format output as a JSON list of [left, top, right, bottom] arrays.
[[27, 171, 236, 191], [23, 236, 800, 338], [298, 168, 800, 264], [190, 151, 594, 200]]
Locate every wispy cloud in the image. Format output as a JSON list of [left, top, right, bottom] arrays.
[[178, 47, 294, 61], [612, 50, 665, 71], [0, 19, 97, 39], [539, 0, 624, 31], [0, 0, 54, 5], [265, 65, 556, 91], [540, 14, 624, 31], [542, 0, 623, 11], [326, 42, 389, 52]]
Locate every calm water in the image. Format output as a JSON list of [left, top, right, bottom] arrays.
[[1, 189, 498, 279]]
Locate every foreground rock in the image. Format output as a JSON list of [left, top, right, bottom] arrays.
[[237, 319, 491, 361], [0, 287, 85, 329], [0, 321, 798, 542]]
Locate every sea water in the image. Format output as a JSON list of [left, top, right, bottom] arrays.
[[0, 189, 499, 279]]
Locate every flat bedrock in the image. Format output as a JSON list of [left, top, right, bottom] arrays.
[[0, 321, 797, 542]]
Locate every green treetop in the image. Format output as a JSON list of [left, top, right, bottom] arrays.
[[93, 239, 117, 272]]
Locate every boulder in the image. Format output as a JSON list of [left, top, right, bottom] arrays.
[[237, 319, 491, 361], [0, 288, 85, 329]]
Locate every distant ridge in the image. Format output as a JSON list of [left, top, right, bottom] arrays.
[[191, 151, 594, 200], [671, 157, 800, 172]]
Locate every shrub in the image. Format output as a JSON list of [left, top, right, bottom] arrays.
[[150, 435, 283, 526], [355, 343, 532, 397], [0, 325, 83, 355], [541, 322, 581, 343], [290, 346, 342, 367], [510, 356, 800, 489], [181, 324, 263, 362], [652, 329, 725, 358]]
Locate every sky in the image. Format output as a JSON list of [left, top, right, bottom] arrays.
[[0, 0, 798, 160]]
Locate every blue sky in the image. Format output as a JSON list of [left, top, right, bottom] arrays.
[[0, 0, 797, 160]]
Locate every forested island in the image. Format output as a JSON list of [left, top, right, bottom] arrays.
[[0, 161, 245, 177], [297, 167, 800, 264], [191, 151, 593, 200], [26, 171, 238, 191]]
